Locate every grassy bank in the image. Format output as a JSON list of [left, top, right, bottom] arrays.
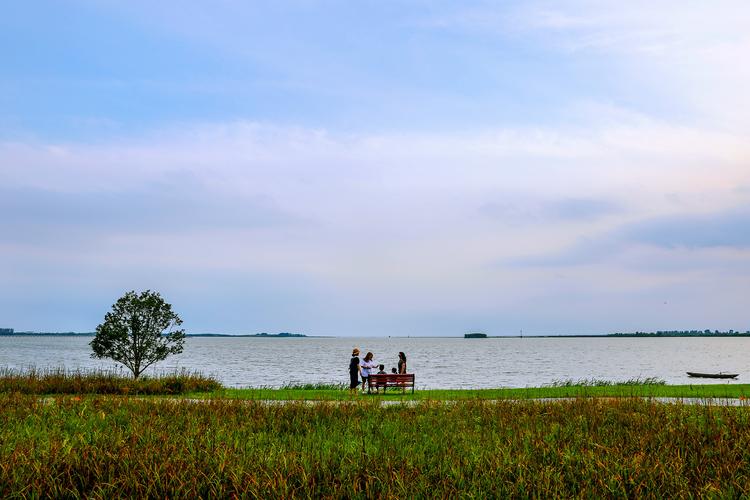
[[201, 381, 750, 401], [2, 369, 748, 400], [0, 368, 221, 395], [2, 395, 750, 496]]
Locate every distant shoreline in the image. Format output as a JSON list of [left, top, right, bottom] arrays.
[[0, 332, 308, 338], [2, 332, 748, 338]]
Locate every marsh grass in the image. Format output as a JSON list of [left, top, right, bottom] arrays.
[[549, 377, 667, 387], [2, 395, 750, 497], [279, 382, 348, 390], [0, 367, 221, 395]]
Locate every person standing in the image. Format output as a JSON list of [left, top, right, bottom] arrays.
[[349, 348, 362, 395], [398, 352, 407, 374], [361, 352, 376, 393]]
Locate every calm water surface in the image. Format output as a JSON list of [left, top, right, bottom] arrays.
[[1, 336, 748, 389]]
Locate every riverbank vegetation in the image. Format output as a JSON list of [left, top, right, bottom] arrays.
[[2, 369, 748, 399], [0, 368, 220, 395], [2, 395, 750, 496]]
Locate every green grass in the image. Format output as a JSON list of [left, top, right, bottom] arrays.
[[3, 369, 748, 400], [196, 381, 750, 401], [0, 367, 221, 395], [548, 376, 666, 387], [3, 394, 750, 497]]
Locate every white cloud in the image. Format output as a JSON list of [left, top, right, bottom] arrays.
[[428, 1, 750, 130], [4, 1, 750, 333], [1, 117, 749, 332]]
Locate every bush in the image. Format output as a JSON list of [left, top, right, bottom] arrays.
[[0, 367, 222, 395]]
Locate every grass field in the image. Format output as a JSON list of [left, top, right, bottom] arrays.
[[199, 381, 750, 401], [3, 394, 750, 497]]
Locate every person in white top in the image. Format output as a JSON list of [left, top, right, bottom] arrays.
[[361, 351, 377, 393]]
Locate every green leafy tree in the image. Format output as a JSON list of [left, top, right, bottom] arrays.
[[90, 290, 186, 378]]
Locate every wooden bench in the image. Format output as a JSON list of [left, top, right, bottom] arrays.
[[367, 374, 415, 394]]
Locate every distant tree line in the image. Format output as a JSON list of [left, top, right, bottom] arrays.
[[611, 330, 750, 337], [0, 330, 94, 336], [254, 332, 305, 337]]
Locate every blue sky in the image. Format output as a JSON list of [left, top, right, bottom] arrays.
[[1, 1, 623, 137], [1, 1, 749, 335]]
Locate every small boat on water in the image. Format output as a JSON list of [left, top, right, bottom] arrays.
[[686, 371, 739, 379]]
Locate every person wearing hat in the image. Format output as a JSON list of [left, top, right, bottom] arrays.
[[349, 348, 362, 395]]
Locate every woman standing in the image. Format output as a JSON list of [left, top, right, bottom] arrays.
[[398, 352, 407, 374], [349, 348, 361, 395], [361, 352, 376, 393]]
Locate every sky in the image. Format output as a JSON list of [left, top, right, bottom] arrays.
[[1, 1, 749, 336]]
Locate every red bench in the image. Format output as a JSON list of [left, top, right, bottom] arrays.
[[367, 373, 415, 394]]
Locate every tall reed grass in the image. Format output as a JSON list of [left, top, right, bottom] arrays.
[[2, 396, 750, 497], [0, 367, 221, 395], [279, 382, 348, 390], [548, 377, 667, 387]]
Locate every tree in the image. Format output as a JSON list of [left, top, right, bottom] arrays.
[[90, 290, 186, 378]]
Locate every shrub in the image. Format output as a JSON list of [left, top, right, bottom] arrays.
[[0, 367, 221, 395]]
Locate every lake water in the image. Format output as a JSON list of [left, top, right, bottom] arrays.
[[1, 336, 748, 389]]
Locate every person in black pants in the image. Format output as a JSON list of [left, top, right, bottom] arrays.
[[349, 348, 362, 395]]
